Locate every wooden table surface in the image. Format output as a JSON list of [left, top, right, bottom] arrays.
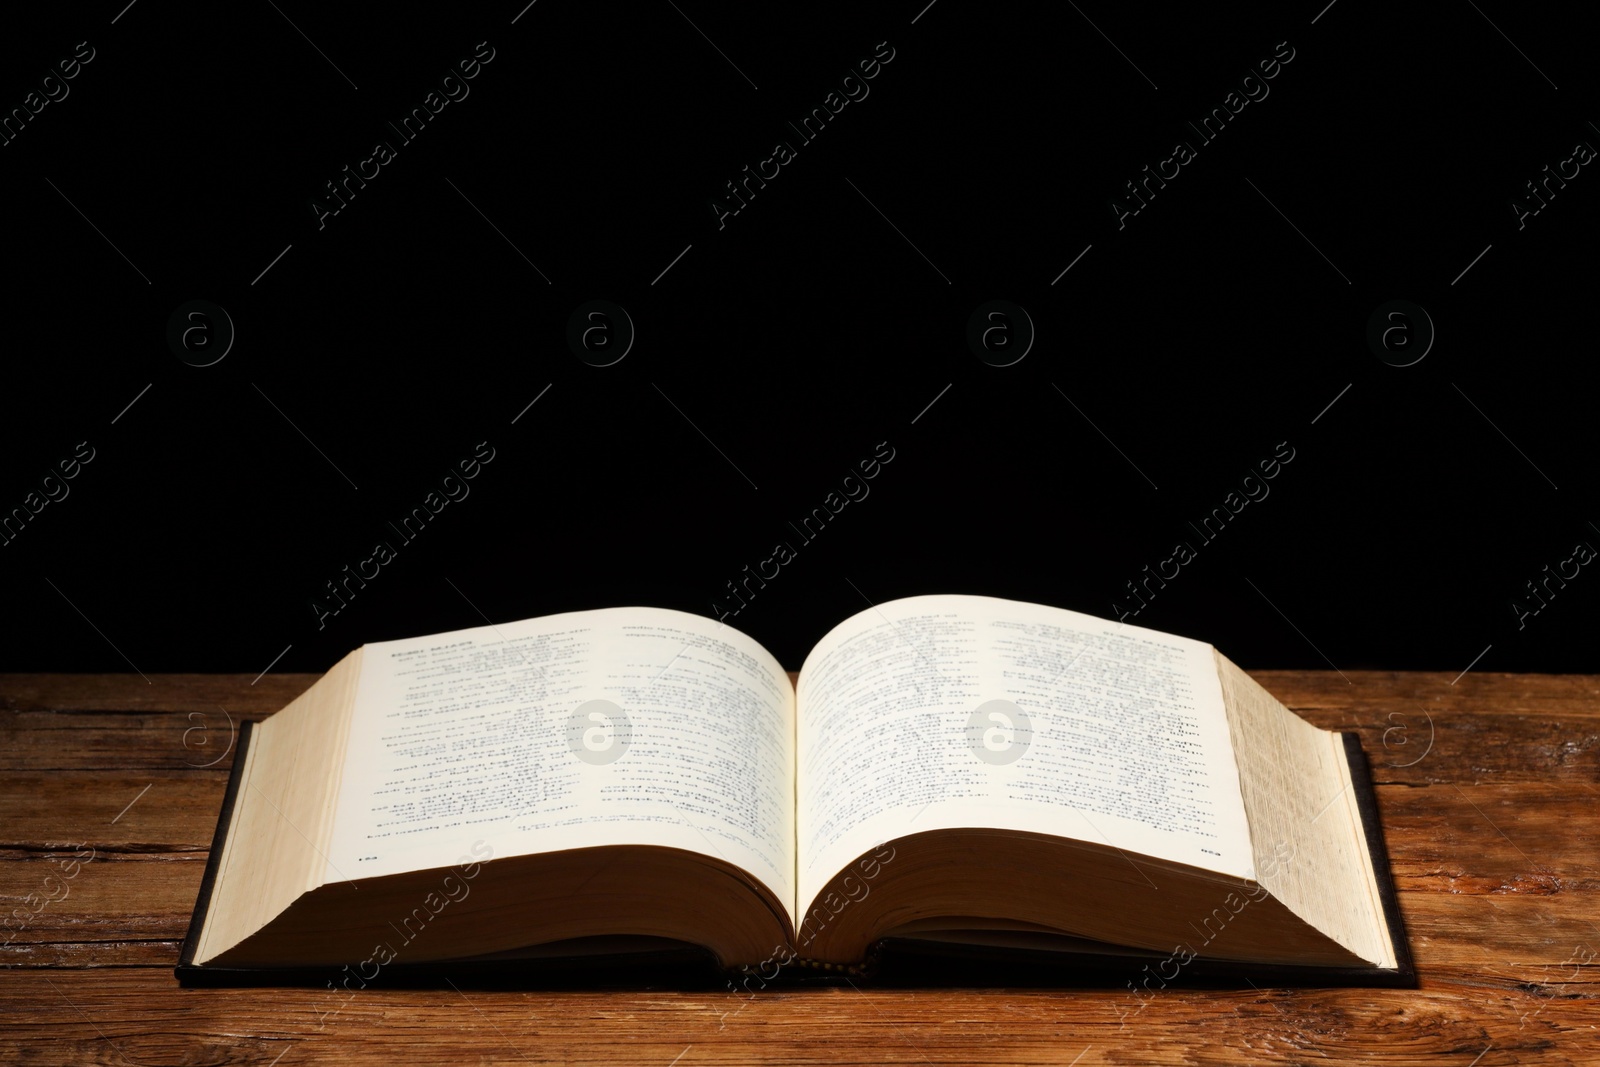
[[2, 670, 1597, 1065]]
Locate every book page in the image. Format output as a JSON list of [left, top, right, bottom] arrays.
[[795, 595, 1252, 913], [324, 607, 795, 925]]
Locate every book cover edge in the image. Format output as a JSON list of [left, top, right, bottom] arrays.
[[174, 718, 256, 982], [1339, 730, 1417, 986]]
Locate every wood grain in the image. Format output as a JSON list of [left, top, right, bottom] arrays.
[[1, 670, 1596, 1065]]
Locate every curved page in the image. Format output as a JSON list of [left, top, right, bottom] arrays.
[[796, 594, 1253, 915], [326, 607, 795, 926]]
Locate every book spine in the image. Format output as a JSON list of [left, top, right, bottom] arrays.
[[733, 942, 884, 981], [790, 957, 870, 976]]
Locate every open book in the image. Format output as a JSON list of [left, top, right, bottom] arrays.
[[177, 595, 1410, 987]]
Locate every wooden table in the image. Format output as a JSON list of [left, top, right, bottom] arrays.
[[2, 670, 1597, 1064]]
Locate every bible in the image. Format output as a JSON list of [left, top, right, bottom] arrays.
[[176, 594, 1412, 987]]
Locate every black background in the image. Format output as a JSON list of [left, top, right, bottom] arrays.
[[2, 1, 1595, 675]]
